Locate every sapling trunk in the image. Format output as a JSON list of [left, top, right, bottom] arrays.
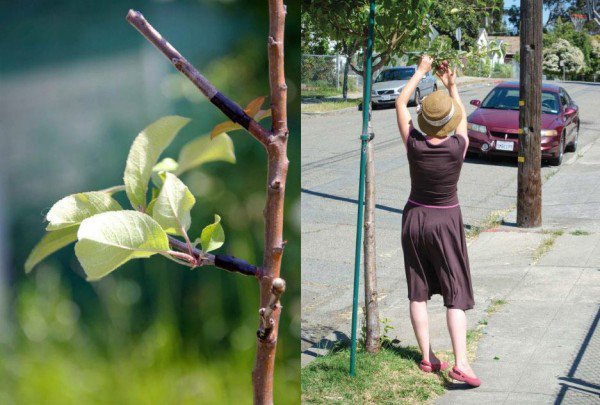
[[252, 3, 289, 403], [363, 103, 380, 353]]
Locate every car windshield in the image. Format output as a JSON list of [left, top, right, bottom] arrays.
[[374, 68, 415, 83], [481, 87, 560, 114]]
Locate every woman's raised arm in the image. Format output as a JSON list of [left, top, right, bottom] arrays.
[[396, 55, 433, 146], [438, 66, 469, 156]]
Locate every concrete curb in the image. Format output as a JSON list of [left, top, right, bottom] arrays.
[[557, 80, 600, 86]]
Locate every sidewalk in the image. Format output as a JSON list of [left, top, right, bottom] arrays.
[[437, 136, 600, 403]]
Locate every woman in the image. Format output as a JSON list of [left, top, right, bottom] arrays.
[[395, 56, 480, 387]]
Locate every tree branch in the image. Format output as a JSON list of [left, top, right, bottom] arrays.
[[167, 235, 258, 277], [126, 10, 271, 146]]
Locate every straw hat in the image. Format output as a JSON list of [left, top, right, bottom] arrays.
[[417, 90, 462, 138]]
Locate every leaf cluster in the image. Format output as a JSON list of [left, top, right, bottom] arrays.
[[26, 97, 272, 281], [408, 35, 505, 71]]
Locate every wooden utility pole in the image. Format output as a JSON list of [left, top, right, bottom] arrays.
[[517, 0, 543, 227]]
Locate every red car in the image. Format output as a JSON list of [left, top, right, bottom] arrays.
[[466, 82, 580, 165]]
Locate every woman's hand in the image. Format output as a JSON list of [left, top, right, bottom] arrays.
[[416, 55, 434, 75], [437, 63, 457, 89]]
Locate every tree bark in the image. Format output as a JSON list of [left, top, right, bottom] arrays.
[[252, 1, 289, 404], [342, 56, 351, 100], [363, 104, 380, 353]]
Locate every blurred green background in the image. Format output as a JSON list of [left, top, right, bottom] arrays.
[[0, 0, 300, 403]]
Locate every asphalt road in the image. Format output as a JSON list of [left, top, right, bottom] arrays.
[[300, 81, 600, 355]]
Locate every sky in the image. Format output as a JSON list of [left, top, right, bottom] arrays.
[[504, 0, 552, 27]]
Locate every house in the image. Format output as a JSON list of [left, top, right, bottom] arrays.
[[488, 35, 520, 63], [475, 28, 520, 66], [475, 29, 503, 66]]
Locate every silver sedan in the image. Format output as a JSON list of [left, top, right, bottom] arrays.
[[370, 66, 437, 108]]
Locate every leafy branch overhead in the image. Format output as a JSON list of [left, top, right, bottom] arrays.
[[302, 0, 503, 75], [408, 35, 506, 70], [26, 115, 248, 280]]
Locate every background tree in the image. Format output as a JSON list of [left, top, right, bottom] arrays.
[[590, 35, 600, 74], [542, 38, 587, 76], [544, 17, 593, 69], [506, 5, 522, 34], [544, 0, 588, 26]]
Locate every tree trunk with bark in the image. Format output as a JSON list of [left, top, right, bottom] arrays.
[[362, 84, 380, 354], [342, 54, 351, 100]]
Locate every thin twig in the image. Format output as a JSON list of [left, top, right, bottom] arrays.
[[161, 252, 195, 268], [180, 226, 194, 257], [126, 10, 272, 146]]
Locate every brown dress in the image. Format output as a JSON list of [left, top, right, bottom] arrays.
[[401, 128, 474, 310]]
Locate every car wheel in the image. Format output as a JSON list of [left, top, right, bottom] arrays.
[[550, 132, 565, 166], [566, 124, 579, 152], [412, 89, 421, 107]]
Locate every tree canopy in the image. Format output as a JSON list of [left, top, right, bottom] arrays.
[[301, 0, 503, 75]]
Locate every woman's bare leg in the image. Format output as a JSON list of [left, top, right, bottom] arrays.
[[410, 301, 440, 363], [447, 308, 476, 376]]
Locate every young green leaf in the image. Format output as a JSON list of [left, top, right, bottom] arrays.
[[151, 172, 196, 235], [99, 185, 126, 195], [198, 214, 225, 253], [210, 121, 243, 140], [244, 96, 266, 117], [46, 192, 122, 231], [25, 227, 78, 273], [153, 157, 179, 173], [75, 211, 170, 281], [176, 133, 236, 176], [124, 116, 191, 210]]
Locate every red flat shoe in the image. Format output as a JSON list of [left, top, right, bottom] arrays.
[[448, 366, 481, 387], [419, 359, 449, 373]]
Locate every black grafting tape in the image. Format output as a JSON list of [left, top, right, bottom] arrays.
[[214, 254, 257, 276], [211, 92, 252, 129]]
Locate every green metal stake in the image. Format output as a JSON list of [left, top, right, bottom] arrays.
[[350, 0, 376, 377]]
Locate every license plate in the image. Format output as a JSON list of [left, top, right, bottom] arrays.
[[495, 140, 514, 151], [381, 95, 391, 101]]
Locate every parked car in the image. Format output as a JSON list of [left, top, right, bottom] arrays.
[[466, 82, 580, 165], [370, 66, 437, 108]]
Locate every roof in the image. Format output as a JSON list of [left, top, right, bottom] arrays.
[[495, 81, 562, 92], [488, 36, 520, 55]]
